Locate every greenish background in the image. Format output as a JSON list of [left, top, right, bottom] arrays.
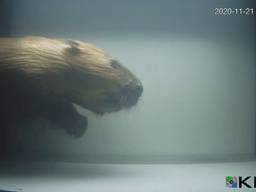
[[1, 0, 255, 162]]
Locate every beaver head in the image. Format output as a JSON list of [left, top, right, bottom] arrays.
[[63, 39, 143, 114]]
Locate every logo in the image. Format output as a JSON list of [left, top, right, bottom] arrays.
[[226, 176, 256, 188], [226, 176, 237, 188]]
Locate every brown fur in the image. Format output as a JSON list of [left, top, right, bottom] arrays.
[[0, 36, 143, 140]]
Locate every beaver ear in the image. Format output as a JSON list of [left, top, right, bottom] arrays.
[[66, 40, 80, 55]]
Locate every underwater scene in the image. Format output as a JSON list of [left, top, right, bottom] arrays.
[[0, 0, 255, 191], [0, 0, 255, 163]]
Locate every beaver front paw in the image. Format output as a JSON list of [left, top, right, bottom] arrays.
[[38, 99, 88, 138], [62, 114, 88, 138]]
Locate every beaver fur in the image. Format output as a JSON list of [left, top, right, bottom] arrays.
[[0, 36, 143, 142]]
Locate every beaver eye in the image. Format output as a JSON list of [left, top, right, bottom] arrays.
[[111, 60, 121, 69]]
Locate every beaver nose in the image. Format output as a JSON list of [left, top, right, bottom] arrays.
[[108, 82, 143, 108], [120, 83, 143, 106], [134, 84, 143, 98]]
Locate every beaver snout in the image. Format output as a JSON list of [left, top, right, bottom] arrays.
[[108, 82, 143, 109]]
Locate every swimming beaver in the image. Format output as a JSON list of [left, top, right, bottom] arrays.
[[0, 36, 143, 138]]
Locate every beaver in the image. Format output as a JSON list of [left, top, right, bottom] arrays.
[[0, 36, 143, 139]]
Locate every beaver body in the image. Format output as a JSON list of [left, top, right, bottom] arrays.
[[0, 37, 142, 141]]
